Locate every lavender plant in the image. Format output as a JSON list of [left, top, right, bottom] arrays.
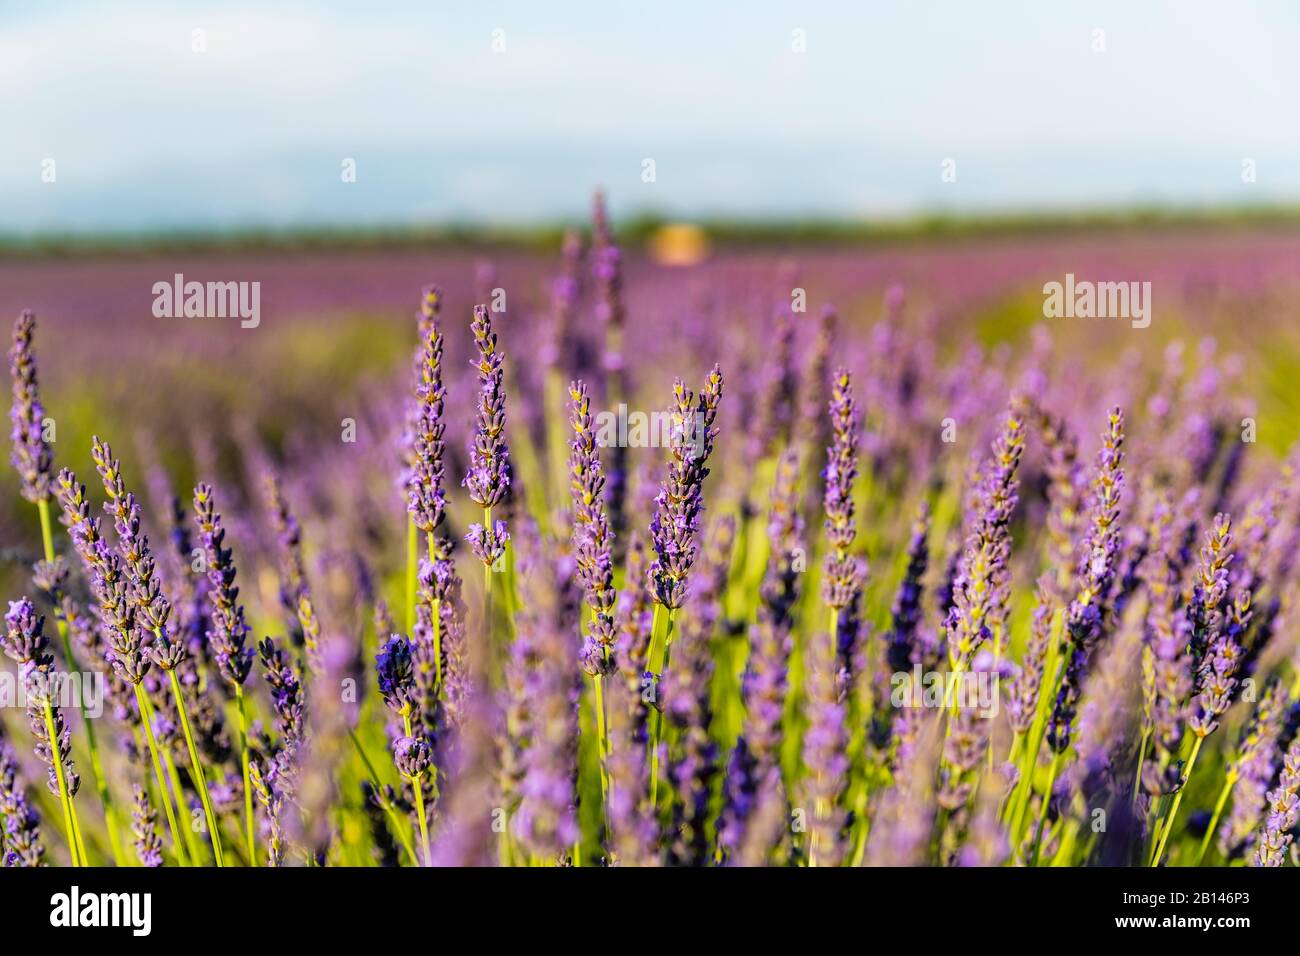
[[4, 202, 1300, 874]]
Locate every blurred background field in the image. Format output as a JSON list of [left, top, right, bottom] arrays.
[[5, 216, 1300, 537]]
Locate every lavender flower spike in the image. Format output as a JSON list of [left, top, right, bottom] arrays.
[[1047, 407, 1124, 755], [407, 285, 447, 537], [4, 600, 80, 800], [131, 784, 164, 867], [568, 380, 617, 675], [464, 304, 511, 566], [821, 368, 864, 616], [648, 364, 724, 611], [8, 311, 53, 503], [193, 483, 254, 687], [1253, 733, 1300, 867], [0, 737, 44, 866]]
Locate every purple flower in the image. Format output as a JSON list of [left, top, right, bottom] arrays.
[[6, 600, 80, 800], [1254, 733, 1300, 867], [568, 380, 617, 676], [2, 598, 53, 677], [393, 734, 432, 780], [407, 285, 447, 537], [8, 311, 53, 503], [946, 408, 1026, 671], [463, 305, 511, 510], [375, 635, 417, 716], [886, 501, 931, 674], [131, 784, 163, 867], [0, 737, 43, 867], [258, 637, 305, 747], [1187, 514, 1243, 739], [465, 519, 510, 567], [1047, 407, 1123, 754], [91, 436, 184, 671], [193, 482, 254, 687], [801, 629, 849, 867], [647, 364, 724, 610], [822, 368, 864, 613]]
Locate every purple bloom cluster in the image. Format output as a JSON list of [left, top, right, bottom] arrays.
[[0, 736, 44, 867], [8, 311, 53, 503], [193, 482, 254, 687], [821, 368, 863, 614], [568, 381, 617, 676], [56, 469, 151, 684], [1048, 408, 1123, 754], [647, 365, 723, 610], [130, 784, 163, 867], [407, 285, 447, 537]]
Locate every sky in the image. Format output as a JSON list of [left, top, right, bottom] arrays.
[[3, 0, 1299, 233]]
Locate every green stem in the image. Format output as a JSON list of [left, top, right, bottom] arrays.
[[405, 517, 418, 635], [236, 686, 256, 864], [403, 712, 432, 866], [1150, 736, 1204, 867], [1195, 774, 1234, 866], [645, 604, 672, 809], [346, 728, 419, 866], [167, 668, 224, 866], [160, 739, 202, 864], [133, 683, 189, 865], [41, 698, 81, 866], [1131, 727, 1150, 806], [38, 496, 122, 864], [1029, 751, 1062, 866]]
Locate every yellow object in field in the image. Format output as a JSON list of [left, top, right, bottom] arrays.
[[648, 223, 710, 266]]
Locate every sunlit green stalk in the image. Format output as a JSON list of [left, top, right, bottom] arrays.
[[1195, 773, 1235, 866], [1150, 736, 1204, 866], [403, 711, 432, 866], [1029, 751, 1062, 866], [37, 496, 122, 864], [41, 698, 81, 865], [166, 667, 224, 866], [133, 683, 188, 865], [346, 727, 419, 866], [645, 606, 677, 811], [236, 685, 255, 863], [405, 517, 418, 635]]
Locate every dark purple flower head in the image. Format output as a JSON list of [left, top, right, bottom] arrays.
[[258, 637, 305, 747], [375, 635, 417, 716], [946, 408, 1025, 671], [393, 734, 432, 779], [91, 437, 180, 665], [1048, 407, 1124, 754], [0, 737, 44, 866], [3, 599, 52, 678], [886, 501, 931, 673], [463, 305, 511, 509], [7, 602, 80, 800], [822, 368, 865, 612], [1254, 733, 1300, 867], [647, 364, 723, 610], [568, 380, 617, 675], [407, 286, 447, 535], [56, 468, 151, 685], [8, 311, 53, 503], [193, 482, 253, 687], [131, 784, 164, 867], [465, 519, 510, 567], [1189, 515, 1244, 739]]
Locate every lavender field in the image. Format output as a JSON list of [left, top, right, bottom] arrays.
[[5, 205, 1300, 870]]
